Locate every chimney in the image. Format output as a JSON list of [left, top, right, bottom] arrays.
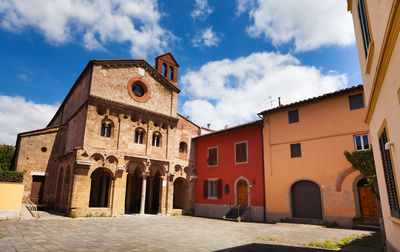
[[278, 97, 282, 106], [207, 123, 211, 129]]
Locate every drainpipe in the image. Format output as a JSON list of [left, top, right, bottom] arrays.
[[258, 115, 266, 223]]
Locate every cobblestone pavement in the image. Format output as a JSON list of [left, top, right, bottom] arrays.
[[0, 215, 380, 251]]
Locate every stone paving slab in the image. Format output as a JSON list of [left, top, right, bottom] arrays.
[[0, 215, 380, 251]]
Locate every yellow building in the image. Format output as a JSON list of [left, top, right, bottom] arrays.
[[348, 0, 400, 251]]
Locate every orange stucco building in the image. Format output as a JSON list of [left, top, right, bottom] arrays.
[[348, 0, 400, 250], [259, 85, 373, 227]]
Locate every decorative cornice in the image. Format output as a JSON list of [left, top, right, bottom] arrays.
[[88, 95, 179, 127]]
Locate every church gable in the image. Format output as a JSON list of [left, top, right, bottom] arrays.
[[89, 55, 179, 118]]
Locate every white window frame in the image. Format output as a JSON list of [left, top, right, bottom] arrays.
[[234, 140, 248, 165], [207, 178, 218, 199], [354, 134, 370, 151], [207, 146, 219, 167]]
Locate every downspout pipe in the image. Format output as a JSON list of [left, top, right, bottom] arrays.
[[258, 114, 266, 223]]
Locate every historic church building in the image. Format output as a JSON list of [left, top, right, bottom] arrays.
[[14, 53, 200, 216]]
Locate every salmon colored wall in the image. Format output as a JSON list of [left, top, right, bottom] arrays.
[[0, 183, 24, 210], [195, 124, 264, 207], [350, 0, 400, 248], [263, 92, 369, 224]]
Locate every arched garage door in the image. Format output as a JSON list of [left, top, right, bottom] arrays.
[[291, 180, 322, 219]]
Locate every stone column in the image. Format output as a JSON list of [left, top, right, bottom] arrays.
[[159, 176, 166, 214], [148, 176, 154, 213], [140, 173, 148, 214]]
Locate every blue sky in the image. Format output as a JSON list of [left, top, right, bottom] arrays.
[[0, 0, 361, 144]]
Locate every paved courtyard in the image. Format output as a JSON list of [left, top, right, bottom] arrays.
[[0, 214, 381, 251]]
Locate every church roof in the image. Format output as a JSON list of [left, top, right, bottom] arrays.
[[155, 52, 180, 67]]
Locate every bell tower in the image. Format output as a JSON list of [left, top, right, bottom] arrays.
[[155, 52, 179, 85]]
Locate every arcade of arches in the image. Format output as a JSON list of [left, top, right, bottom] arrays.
[[85, 159, 192, 216]]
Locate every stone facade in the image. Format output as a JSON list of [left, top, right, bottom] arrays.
[[14, 53, 200, 216]]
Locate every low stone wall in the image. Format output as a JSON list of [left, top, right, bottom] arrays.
[[0, 182, 24, 219]]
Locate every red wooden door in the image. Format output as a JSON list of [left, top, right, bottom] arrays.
[[358, 186, 378, 218], [30, 176, 45, 204], [237, 180, 248, 207]]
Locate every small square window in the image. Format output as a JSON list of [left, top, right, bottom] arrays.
[[290, 143, 301, 158], [207, 147, 218, 167], [288, 110, 299, 124], [349, 94, 364, 110], [235, 141, 248, 164], [354, 134, 370, 151]]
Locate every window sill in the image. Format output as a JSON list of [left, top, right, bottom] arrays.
[[235, 161, 248, 165], [207, 164, 218, 168], [391, 216, 400, 226], [207, 197, 218, 200]]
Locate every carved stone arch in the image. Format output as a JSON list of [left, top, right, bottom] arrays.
[[106, 155, 118, 169], [174, 164, 183, 173], [149, 164, 166, 177], [126, 160, 145, 174], [89, 166, 115, 179], [90, 153, 105, 163]]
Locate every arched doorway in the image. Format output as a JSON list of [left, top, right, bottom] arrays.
[[89, 168, 113, 208], [291, 180, 322, 219], [236, 179, 248, 207], [145, 170, 161, 214], [357, 178, 378, 218], [125, 168, 142, 213], [173, 177, 187, 209]]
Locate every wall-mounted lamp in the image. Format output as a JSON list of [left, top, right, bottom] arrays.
[[385, 141, 394, 150]]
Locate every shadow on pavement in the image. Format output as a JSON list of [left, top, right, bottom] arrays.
[[214, 232, 383, 252], [214, 243, 330, 252]]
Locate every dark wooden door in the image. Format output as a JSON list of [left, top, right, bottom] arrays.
[[237, 180, 248, 207], [292, 180, 322, 219], [358, 186, 378, 218], [30, 176, 45, 204]]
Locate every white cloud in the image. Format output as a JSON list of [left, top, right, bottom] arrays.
[[17, 73, 31, 81], [191, 0, 213, 20], [0, 0, 172, 58], [237, 0, 355, 52], [192, 27, 221, 47], [181, 51, 348, 129], [0, 95, 58, 145]]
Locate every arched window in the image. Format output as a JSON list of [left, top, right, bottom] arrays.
[[134, 128, 145, 144], [179, 142, 187, 153], [152, 132, 161, 147], [169, 66, 174, 80], [100, 120, 113, 137], [162, 63, 168, 77]]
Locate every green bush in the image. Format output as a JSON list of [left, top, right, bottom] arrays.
[[0, 145, 15, 171], [0, 170, 23, 183]]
